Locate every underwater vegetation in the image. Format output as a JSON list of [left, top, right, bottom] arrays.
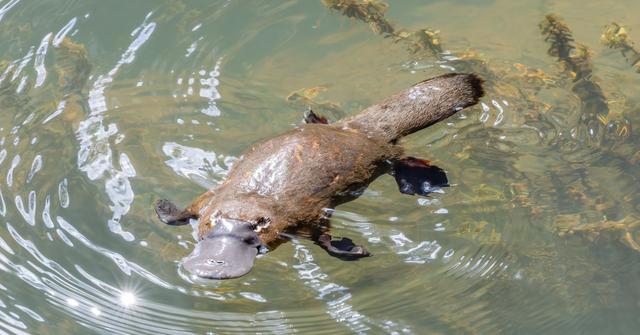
[[315, 0, 640, 325], [1, 2, 639, 332], [320, 0, 640, 256], [601, 22, 640, 73]]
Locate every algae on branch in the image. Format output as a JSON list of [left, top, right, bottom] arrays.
[[54, 37, 92, 95], [601, 22, 640, 73], [557, 215, 640, 252], [539, 14, 619, 141], [0, 59, 30, 111], [319, 0, 553, 115], [320, 1, 640, 257], [322, 0, 395, 36]]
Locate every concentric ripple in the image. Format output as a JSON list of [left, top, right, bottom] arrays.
[[0, 0, 640, 334]]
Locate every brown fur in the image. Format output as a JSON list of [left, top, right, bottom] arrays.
[[339, 73, 484, 142], [180, 73, 484, 247]]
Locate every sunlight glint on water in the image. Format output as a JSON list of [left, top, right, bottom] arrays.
[[0, 0, 638, 334]]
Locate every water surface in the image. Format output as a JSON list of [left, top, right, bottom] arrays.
[[1, 0, 640, 334]]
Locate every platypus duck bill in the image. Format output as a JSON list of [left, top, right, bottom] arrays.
[[183, 218, 261, 280]]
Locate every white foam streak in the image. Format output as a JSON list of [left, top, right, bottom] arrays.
[[11, 47, 34, 82], [0, 0, 20, 23], [292, 242, 371, 334], [42, 194, 54, 228], [14, 191, 36, 226], [292, 241, 413, 334], [34, 33, 52, 87], [26, 155, 42, 183], [492, 99, 505, 126], [43, 100, 66, 124], [162, 142, 232, 189], [56, 216, 174, 289], [77, 17, 156, 241], [0, 188, 6, 217], [199, 58, 222, 116], [6, 154, 20, 187], [0, 62, 14, 84], [52, 17, 77, 47]]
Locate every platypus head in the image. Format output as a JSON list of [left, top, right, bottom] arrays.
[[183, 218, 262, 280]]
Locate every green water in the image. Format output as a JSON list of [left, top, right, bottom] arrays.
[[1, 0, 640, 334]]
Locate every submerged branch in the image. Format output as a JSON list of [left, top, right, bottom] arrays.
[[557, 215, 640, 252], [601, 23, 640, 73], [540, 14, 613, 141], [321, 0, 446, 58], [322, 0, 395, 36]]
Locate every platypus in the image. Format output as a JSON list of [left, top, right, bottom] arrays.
[[155, 73, 484, 279]]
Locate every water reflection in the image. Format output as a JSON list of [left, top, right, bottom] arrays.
[[77, 14, 156, 242], [0, 0, 639, 334]]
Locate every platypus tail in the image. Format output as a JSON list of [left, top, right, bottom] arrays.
[[337, 73, 484, 143]]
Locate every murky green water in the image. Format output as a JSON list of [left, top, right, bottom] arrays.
[[1, 0, 640, 334]]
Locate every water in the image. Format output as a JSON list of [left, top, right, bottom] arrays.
[[0, 0, 640, 333]]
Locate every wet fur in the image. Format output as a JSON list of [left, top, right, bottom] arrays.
[[171, 73, 484, 248]]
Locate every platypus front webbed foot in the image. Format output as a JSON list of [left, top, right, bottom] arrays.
[[155, 199, 198, 226], [315, 233, 370, 260]]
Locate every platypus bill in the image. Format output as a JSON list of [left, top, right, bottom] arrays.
[[155, 73, 484, 280]]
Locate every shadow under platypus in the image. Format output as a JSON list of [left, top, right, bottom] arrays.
[[155, 73, 484, 279]]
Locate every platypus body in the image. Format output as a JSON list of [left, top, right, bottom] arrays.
[[156, 73, 484, 279]]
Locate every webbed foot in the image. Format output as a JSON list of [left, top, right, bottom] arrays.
[[155, 199, 197, 226], [304, 109, 329, 124], [392, 157, 448, 196], [315, 233, 370, 260]]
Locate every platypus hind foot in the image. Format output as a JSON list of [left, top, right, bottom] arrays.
[[303, 109, 329, 124], [315, 233, 370, 260], [155, 199, 198, 226], [392, 157, 448, 196]]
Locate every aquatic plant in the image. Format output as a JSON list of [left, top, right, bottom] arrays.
[[540, 14, 576, 72], [320, 1, 640, 262], [601, 22, 640, 73], [0, 59, 30, 111], [557, 215, 640, 252], [319, 0, 555, 109], [54, 37, 92, 94], [322, 0, 395, 36], [322, 0, 447, 58], [540, 14, 615, 141]]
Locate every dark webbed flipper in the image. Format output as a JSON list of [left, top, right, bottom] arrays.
[[392, 157, 448, 196], [303, 109, 329, 124], [278, 229, 370, 260], [155, 199, 198, 226], [314, 233, 370, 260]]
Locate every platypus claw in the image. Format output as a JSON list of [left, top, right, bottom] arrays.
[[315, 233, 371, 260], [155, 199, 197, 226]]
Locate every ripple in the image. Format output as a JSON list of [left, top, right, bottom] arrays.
[[0, 1, 639, 334], [162, 142, 233, 189], [77, 14, 157, 242], [0, 0, 20, 23], [52, 17, 76, 48], [33, 33, 51, 88], [25, 155, 41, 183], [292, 241, 413, 334]]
